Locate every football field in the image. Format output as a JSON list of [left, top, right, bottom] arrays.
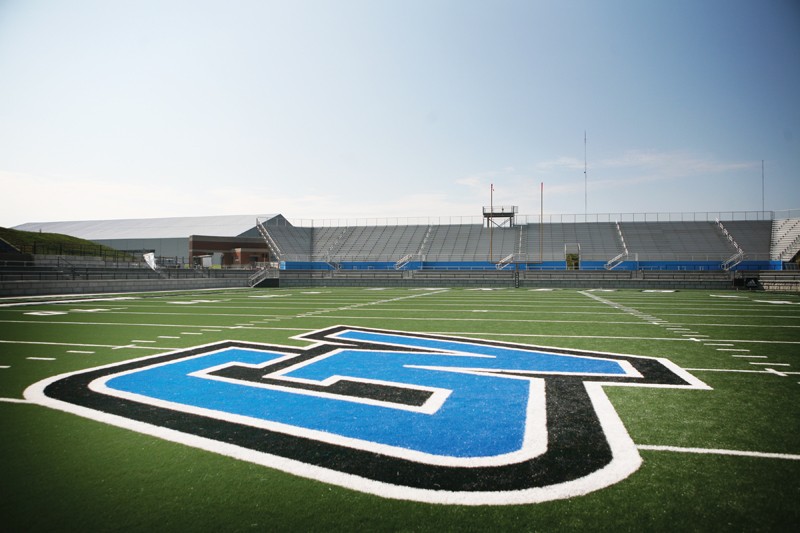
[[1, 287, 799, 531]]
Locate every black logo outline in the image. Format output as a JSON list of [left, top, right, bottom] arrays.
[[25, 325, 710, 505]]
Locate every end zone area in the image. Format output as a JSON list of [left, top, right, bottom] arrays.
[[1, 288, 798, 531]]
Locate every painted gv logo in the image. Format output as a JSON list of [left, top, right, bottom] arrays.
[[26, 326, 709, 505]]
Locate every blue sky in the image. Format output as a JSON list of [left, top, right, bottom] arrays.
[[1, 0, 798, 227]]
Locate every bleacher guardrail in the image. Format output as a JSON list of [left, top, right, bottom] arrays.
[[280, 210, 784, 228]]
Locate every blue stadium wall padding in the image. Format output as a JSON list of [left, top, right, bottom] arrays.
[[280, 261, 332, 270], [576, 261, 607, 271], [730, 260, 781, 271], [515, 262, 569, 271], [278, 259, 783, 272], [636, 261, 721, 271], [338, 262, 396, 270]]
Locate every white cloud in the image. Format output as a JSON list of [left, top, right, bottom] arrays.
[[532, 150, 757, 195], [536, 156, 584, 171], [454, 175, 483, 189], [596, 150, 755, 176], [1, 171, 270, 225], [1, 169, 490, 227], [0, 149, 763, 227]]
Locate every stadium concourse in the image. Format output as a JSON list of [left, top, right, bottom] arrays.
[[3, 209, 800, 296]]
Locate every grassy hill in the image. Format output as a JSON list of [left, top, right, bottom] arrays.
[[0, 227, 124, 258]]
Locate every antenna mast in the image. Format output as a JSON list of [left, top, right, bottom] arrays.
[[584, 131, 587, 217]]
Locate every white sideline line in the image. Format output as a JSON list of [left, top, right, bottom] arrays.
[[732, 355, 768, 358], [0, 339, 161, 350], [710, 339, 800, 345], [686, 368, 761, 373], [4, 317, 800, 344], [0, 296, 137, 307], [0, 397, 31, 404], [638, 444, 800, 461]]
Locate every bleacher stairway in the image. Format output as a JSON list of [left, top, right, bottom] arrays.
[[771, 218, 800, 262]]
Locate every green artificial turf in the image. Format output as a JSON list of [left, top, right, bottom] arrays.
[[1, 287, 798, 531]]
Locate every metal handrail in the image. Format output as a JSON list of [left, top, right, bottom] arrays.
[[285, 209, 785, 228]]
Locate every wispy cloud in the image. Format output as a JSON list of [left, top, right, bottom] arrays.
[[0, 148, 764, 227], [596, 150, 755, 176], [535, 150, 757, 193], [537, 150, 754, 177], [1, 171, 261, 225], [0, 169, 486, 226], [535, 157, 584, 171], [451, 150, 762, 215]]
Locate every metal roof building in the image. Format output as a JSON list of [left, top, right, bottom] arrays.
[[13, 214, 285, 264]]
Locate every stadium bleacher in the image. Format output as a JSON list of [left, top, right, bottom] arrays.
[[264, 218, 788, 272], [3, 213, 799, 296]]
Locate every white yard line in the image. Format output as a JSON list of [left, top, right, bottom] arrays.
[[294, 289, 451, 319], [0, 319, 235, 329], [706, 339, 800, 345], [686, 367, 794, 378], [290, 315, 652, 325], [637, 444, 800, 461]]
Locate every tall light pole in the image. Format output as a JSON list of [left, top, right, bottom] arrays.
[[584, 131, 587, 218]]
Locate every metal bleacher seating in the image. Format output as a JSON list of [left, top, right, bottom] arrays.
[[262, 218, 784, 270], [721, 220, 772, 258], [423, 225, 517, 262], [522, 222, 622, 262], [309, 225, 429, 263], [619, 221, 736, 261], [263, 224, 312, 261]]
